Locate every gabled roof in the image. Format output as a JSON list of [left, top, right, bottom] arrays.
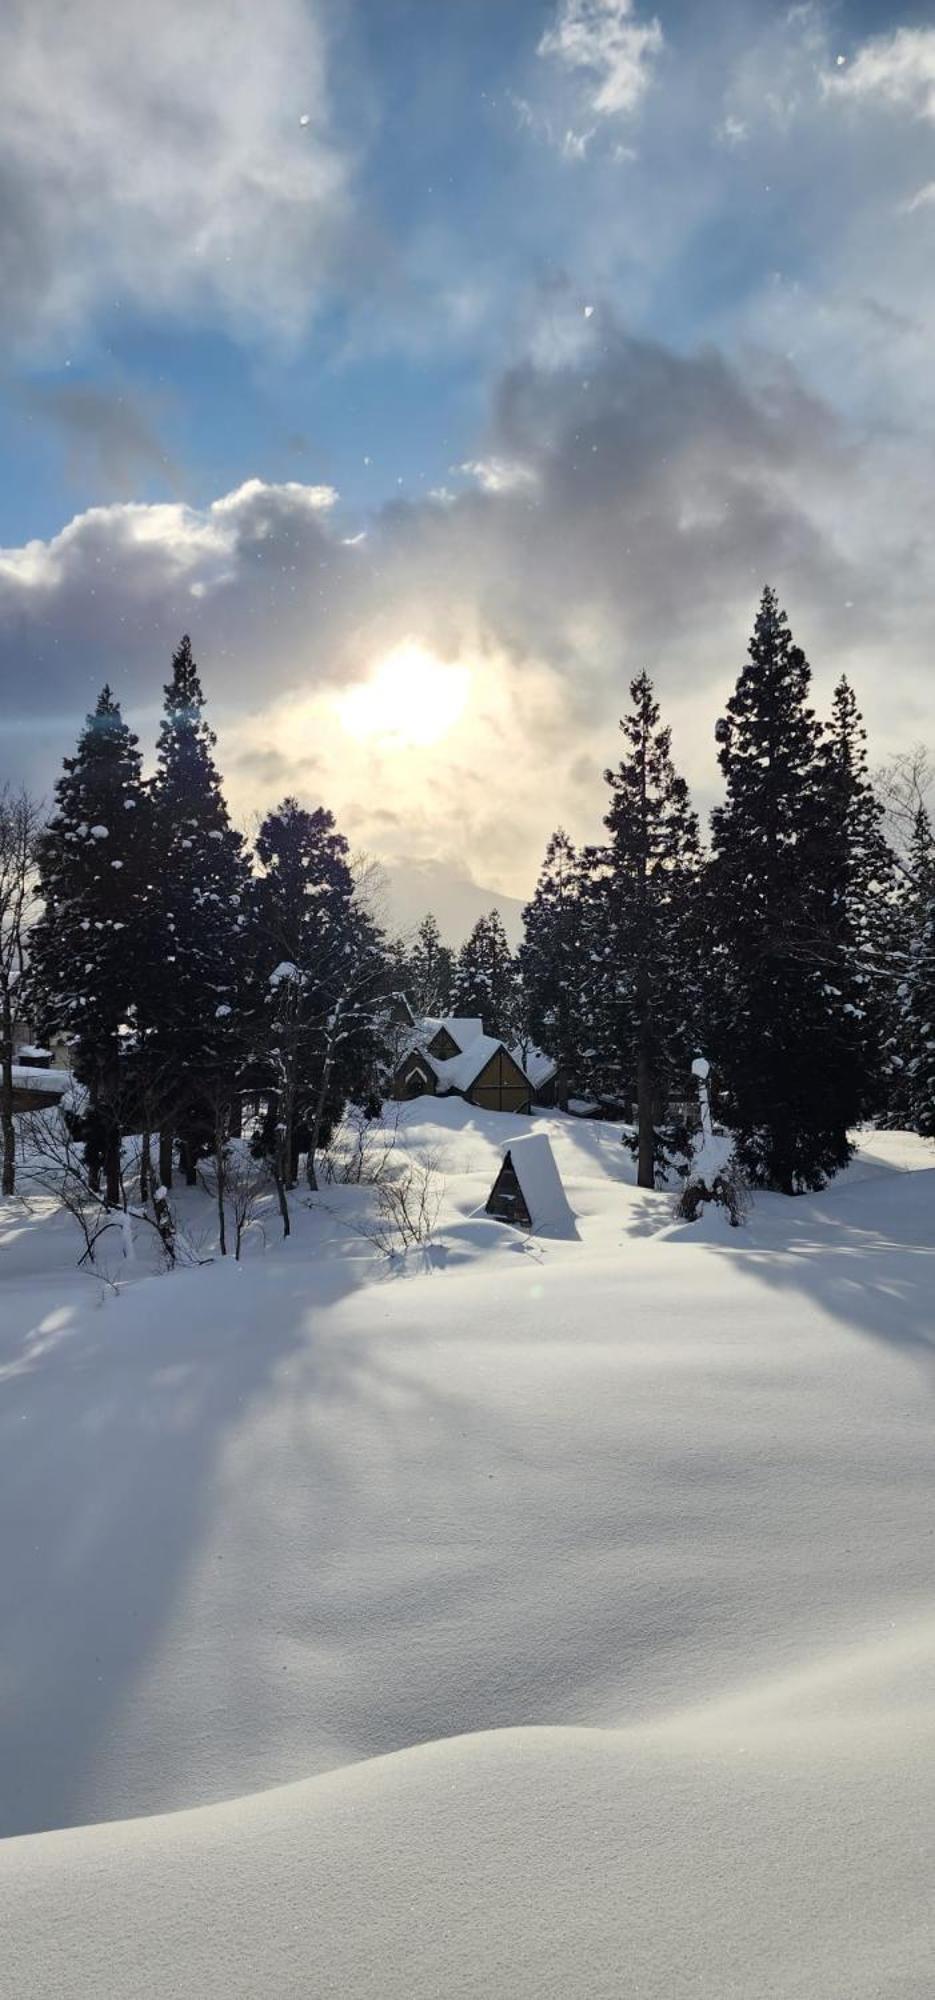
[[495, 1134, 577, 1238], [433, 1016, 483, 1051], [431, 1033, 511, 1093]]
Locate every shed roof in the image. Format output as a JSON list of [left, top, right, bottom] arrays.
[[511, 1044, 557, 1090], [495, 1133, 577, 1238]]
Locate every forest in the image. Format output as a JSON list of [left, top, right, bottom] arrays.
[[2, 587, 933, 1240]]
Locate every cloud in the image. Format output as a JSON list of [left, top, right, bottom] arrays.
[[538, 0, 663, 118], [827, 27, 935, 120], [21, 383, 181, 497], [0, 0, 348, 349], [2, 321, 934, 898]]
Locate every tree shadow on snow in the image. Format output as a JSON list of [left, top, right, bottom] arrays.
[[0, 1245, 373, 1839]]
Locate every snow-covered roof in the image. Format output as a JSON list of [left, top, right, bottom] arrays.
[[431, 1033, 508, 1093], [395, 1014, 486, 1069], [16, 1044, 51, 1062], [11, 1065, 68, 1095], [498, 1134, 577, 1238], [511, 1044, 557, 1090], [435, 1016, 483, 1051]]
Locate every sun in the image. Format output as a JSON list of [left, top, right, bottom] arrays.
[[338, 640, 470, 748]]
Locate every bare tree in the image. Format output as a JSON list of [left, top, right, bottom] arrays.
[[352, 1152, 445, 1259], [0, 787, 42, 1196], [19, 1101, 191, 1271], [874, 744, 934, 865]]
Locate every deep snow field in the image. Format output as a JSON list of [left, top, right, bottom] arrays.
[[2, 1099, 935, 1996]]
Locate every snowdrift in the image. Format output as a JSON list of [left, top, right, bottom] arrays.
[[1, 1104, 934, 1993]]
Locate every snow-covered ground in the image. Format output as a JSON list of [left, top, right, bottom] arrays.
[[2, 1101, 934, 1995]]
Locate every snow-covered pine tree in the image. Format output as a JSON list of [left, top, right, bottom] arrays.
[[708, 589, 860, 1192], [904, 883, 935, 1137], [517, 829, 585, 1099], [583, 674, 701, 1188], [884, 804, 935, 1128], [30, 687, 150, 1204], [406, 914, 455, 1019], [452, 910, 518, 1040], [821, 677, 901, 1119], [248, 798, 386, 1196], [145, 637, 250, 1184]]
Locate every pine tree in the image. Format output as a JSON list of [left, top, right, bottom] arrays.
[[407, 913, 455, 1018], [904, 887, 935, 1136], [145, 637, 250, 1183], [518, 829, 585, 1095], [452, 910, 518, 1039], [248, 798, 386, 1197], [821, 677, 901, 1118], [885, 804, 935, 1128], [583, 674, 701, 1187], [708, 588, 860, 1192], [30, 688, 150, 1203]]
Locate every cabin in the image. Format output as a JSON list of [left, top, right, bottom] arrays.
[[392, 1017, 532, 1114], [510, 1044, 574, 1110], [485, 1134, 577, 1238], [9, 1064, 70, 1115]]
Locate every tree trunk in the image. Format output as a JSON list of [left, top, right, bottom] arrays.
[[273, 1128, 291, 1239], [1, 995, 15, 1198], [139, 1126, 152, 1203], [214, 1135, 227, 1257], [636, 1044, 655, 1190], [158, 1127, 174, 1191]]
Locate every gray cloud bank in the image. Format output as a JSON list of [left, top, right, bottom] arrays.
[[2, 318, 932, 911]]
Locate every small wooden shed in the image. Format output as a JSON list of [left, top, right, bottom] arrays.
[[485, 1133, 577, 1238]]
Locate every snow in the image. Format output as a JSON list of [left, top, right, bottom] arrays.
[[431, 1029, 511, 1091], [9, 1065, 68, 1095], [268, 959, 300, 988], [511, 1042, 557, 1089], [2, 1103, 935, 1994]]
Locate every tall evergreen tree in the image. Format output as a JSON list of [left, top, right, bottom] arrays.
[[248, 798, 386, 1196], [406, 913, 455, 1018], [518, 829, 585, 1093], [583, 674, 701, 1187], [884, 803, 935, 1128], [30, 688, 150, 1203], [452, 910, 518, 1039], [904, 885, 935, 1137], [822, 677, 901, 1118], [145, 637, 250, 1182], [708, 588, 860, 1192]]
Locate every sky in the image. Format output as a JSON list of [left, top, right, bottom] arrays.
[[2, 0, 935, 939]]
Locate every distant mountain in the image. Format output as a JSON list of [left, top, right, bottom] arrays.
[[381, 857, 526, 949]]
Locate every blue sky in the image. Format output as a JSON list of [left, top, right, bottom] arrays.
[[2, 0, 935, 928]]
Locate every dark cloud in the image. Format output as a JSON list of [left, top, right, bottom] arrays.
[[0, 319, 931, 890], [22, 383, 181, 498]]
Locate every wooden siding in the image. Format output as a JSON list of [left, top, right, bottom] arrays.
[[468, 1048, 531, 1115], [392, 1053, 437, 1101], [426, 1026, 461, 1060]]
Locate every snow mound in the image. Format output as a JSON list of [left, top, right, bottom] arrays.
[[5, 1667, 935, 1998]]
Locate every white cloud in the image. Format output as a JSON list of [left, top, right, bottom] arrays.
[[903, 181, 935, 213], [459, 459, 539, 494], [0, 0, 348, 347], [826, 27, 935, 120], [538, 0, 663, 119]]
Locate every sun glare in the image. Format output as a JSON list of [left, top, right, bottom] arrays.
[[338, 640, 470, 748]]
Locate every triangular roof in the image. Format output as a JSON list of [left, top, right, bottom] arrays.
[[431, 1033, 513, 1092], [494, 1134, 577, 1238]]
